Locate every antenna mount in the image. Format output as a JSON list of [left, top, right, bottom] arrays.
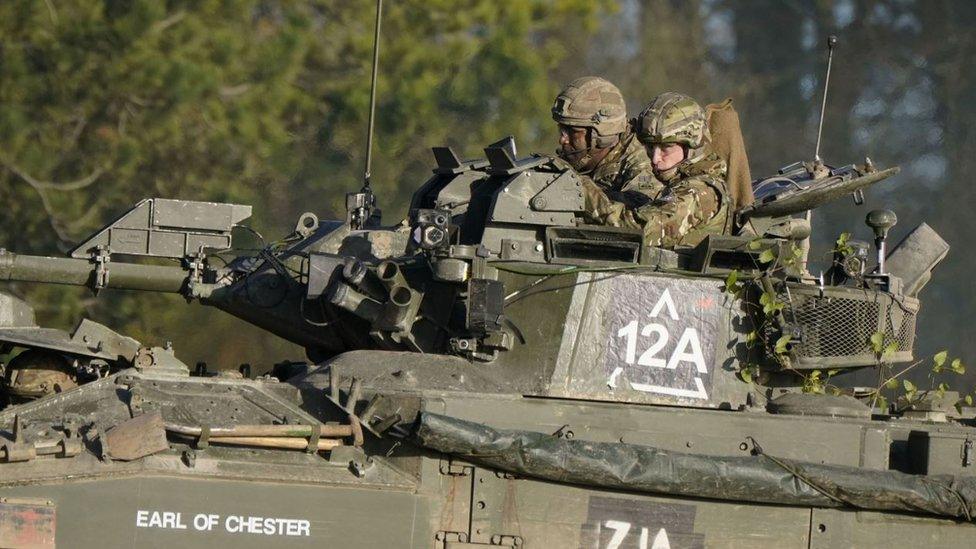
[[348, 0, 383, 230]]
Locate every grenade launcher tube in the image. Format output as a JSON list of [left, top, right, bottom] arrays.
[[0, 251, 188, 293]]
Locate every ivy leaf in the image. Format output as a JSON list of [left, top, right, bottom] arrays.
[[760, 292, 784, 314], [745, 330, 758, 344], [882, 341, 898, 357], [724, 270, 740, 294], [966, 394, 974, 407], [870, 332, 885, 354], [774, 335, 792, 355], [758, 248, 776, 264], [875, 395, 888, 411], [951, 358, 966, 375], [748, 239, 763, 250], [885, 378, 899, 390], [934, 350, 948, 368], [740, 367, 753, 384], [835, 232, 853, 255], [903, 379, 917, 395]]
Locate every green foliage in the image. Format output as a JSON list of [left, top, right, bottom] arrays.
[[870, 331, 898, 362], [802, 370, 824, 394], [834, 232, 853, 256], [774, 334, 791, 355], [870, 332, 885, 355], [902, 379, 917, 398], [723, 269, 741, 296], [759, 291, 784, 315], [874, 395, 889, 412], [739, 363, 760, 384], [722, 269, 752, 301]]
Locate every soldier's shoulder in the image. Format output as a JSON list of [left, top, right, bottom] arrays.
[[682, 156, 727, 185]]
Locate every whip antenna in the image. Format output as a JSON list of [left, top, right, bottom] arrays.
[[348, 0, 382, 229], [363, 0, 382, 191], [814, 35, 837, 162]]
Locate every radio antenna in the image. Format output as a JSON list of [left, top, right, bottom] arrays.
[[348, 0, 382, 230], [363, 0, 382, 192], [813, 35, 837, 162]]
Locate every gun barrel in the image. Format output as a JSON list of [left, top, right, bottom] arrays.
[[0, 250, 187, 293]]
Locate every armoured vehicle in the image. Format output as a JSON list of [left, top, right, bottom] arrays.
[[0, 129, 972, 547]]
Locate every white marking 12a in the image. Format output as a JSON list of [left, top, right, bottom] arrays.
[[609, 288, 709, 399]]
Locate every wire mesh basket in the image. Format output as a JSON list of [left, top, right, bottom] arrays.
[[760, 284, 918, 369]]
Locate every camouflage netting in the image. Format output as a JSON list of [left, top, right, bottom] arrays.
[[413, 412, 976, 522]]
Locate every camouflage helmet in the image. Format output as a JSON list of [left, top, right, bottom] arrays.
[[551, 77, 628, 138], [3, 349, 77, 402], [635, 92, 709, 150]]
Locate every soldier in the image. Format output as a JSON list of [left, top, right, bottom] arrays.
[[630, 92, 731, 247], [551, 77, 657, 209]]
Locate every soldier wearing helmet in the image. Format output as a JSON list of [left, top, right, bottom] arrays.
[[551, 77, 657, 210], [629, 92, 731, 247]]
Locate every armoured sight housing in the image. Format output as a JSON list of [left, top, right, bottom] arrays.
[[0, 139, 971, 548]]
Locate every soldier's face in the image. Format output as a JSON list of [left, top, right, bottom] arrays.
[[649, 143, 685, 173], [558, 124, 589, 153]]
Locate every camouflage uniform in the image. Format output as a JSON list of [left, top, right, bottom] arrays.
[[552, 77, 657, 213], [635, 154, 729, 247], [586, 131, 660, 210], [631, 92, 731, 247]]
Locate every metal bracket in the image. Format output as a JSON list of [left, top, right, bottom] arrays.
[[490, 534, 523, 547], [305, 423, 321, 454], [435, 531, 469, 544], [185, 250, 206, 284], [196, 425, 211, 449], [328, 445, 373, 477], [439, 458, 473, 476], [92, 247, 111, 292], [963, 439, 973, 467]]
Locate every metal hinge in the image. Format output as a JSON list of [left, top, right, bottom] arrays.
[[963, 438, 973, 467], [439, 458, 473, 476]]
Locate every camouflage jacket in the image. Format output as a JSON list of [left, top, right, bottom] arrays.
[[585, 131, 660, 209], [581, 153, 730, 248], [637, 154, 730, 247]]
